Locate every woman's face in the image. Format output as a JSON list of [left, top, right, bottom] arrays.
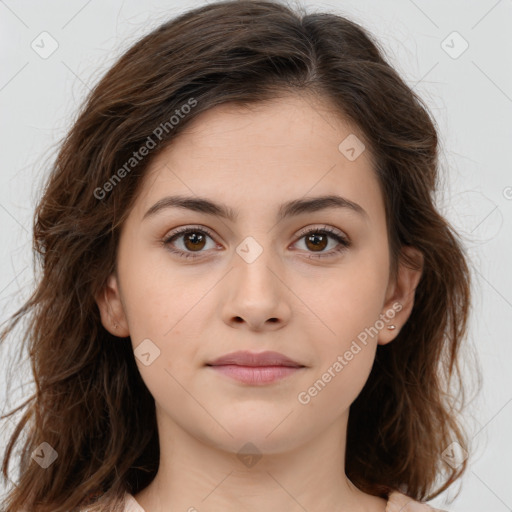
[[97, 93, 422, 456]]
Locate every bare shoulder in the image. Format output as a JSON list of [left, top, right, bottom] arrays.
[[387, 491, 450, 511]]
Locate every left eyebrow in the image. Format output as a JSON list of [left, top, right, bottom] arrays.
[[142, 194, 369, 223]]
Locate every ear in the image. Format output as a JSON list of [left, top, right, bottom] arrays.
[[378, 245, 424, 345], [95, 272, 130, 338]]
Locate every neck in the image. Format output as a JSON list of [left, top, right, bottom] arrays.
[[133, 408, 386, 512]]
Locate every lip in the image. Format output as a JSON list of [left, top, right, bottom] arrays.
[[207, 365, 304, 384], [206, 350, 304, 368], [205, 350, 306, 385]]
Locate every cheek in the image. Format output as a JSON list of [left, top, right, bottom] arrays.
[[129, 319, 199, 420], [305, 255, 388, 349], [297, 344, 377, 418], [120, 262, 211, 384], [297, 268, 384, 413], [119, 243, 198, 338]]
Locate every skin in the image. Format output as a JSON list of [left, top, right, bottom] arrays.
[[96, 92, 423, 512]]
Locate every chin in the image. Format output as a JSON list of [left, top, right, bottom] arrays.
[[216, 422, 307, 456]]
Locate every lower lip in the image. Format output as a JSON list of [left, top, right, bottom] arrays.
[[207, 364, 304, 384]]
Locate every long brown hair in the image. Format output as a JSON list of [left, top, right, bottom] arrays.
[[0, 1, 480, 510]]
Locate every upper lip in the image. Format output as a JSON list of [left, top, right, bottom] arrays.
[[206, 350, 304, 368]]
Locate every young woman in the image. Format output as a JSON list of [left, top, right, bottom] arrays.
[[0, 1, 476, 510]]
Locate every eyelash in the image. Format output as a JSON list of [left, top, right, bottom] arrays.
[[162, 225, 351, 261]]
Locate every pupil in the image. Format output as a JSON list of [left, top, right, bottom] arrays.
[[186, 232, 205, 250], [307, 233, 326, 251]]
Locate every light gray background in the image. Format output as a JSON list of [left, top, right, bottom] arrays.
[[1, 1, 511, 510]]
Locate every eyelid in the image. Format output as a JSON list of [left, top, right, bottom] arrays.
[[295, 224, 346, 239], [162, 224, 216, 240], [163, 224, 347, 242]]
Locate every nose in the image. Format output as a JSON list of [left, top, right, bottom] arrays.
[[221, 244, 291, 332]]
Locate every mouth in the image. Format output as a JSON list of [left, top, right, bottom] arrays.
[[205, 350, 306, 385], [206, 350, 304, 367], [205, 364, 305, 385]]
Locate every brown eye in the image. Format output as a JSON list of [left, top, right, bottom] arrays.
[[182, 231, 207, 251], [163, 225, 351, 261], [304, 232, 329, 252], [163, 226, 217, 259], [294, 226, 351, 259]]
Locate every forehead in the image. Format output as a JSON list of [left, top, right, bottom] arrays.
[[132, 93, 385, 227]]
